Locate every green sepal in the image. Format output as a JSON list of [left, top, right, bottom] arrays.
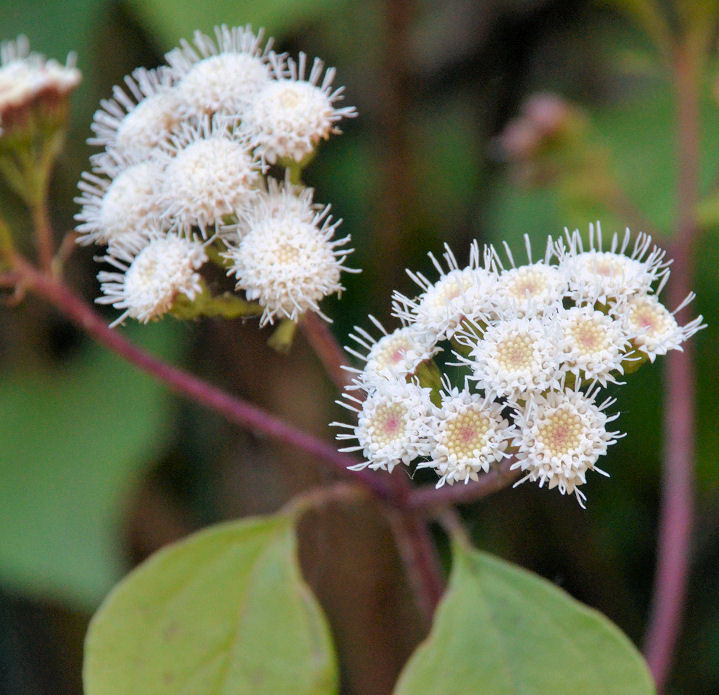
[[413, 359, 444, 406], [621, 345, 650, 374], [267, 318, 298, 353], [170, 284, 263, 320]]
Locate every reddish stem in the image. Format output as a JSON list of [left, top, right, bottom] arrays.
[[300, 311, 351, 390], [409, 459, 521, 512], [300, 297, 447, 619], [31, 198, 54, 274], [643, 44, 700, 691], [387, 504, 445, 620], [15, 258, 398, 505]]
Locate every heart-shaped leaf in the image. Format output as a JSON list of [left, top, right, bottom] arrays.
[[84, 514, 338, 695], [394, 540, 655, 695]]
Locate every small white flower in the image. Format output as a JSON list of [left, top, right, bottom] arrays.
[[494, 263, 567, 316], [558, 223, 669, 304], [96, 232, 207, 326], [557, 305, 629, 385], [490, 234, 566, 316], [393, 242, 497, 340], [0, 35, 80, 128], [221, 176, 318, 241], [332, 380, 434, 472], [463, 314, 564, 400], [511, 386, 622, 507], [166, 24, 273, 119], [157, 118, 260, 235], [344, 317, 439, 388], [88, 66, 180, 166], [224, 204, 356, 326], [240, 52, 357, 164], [75, 160, 164, 247], [418, 387, 514, 488], [621, 293, 705, 362]]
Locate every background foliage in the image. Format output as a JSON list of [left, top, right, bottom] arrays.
[[0, 0, 717, 693]]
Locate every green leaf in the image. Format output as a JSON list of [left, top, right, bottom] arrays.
[[394, 541, 655, 695], [0, 322, 183, 609], [122, 0, 351, 50], [84, 514, 338, 695]]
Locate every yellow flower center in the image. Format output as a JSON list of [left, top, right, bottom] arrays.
[[537, 408, 583, 457]]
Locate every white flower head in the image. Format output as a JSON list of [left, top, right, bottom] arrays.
[[156, 117, 260, 235], [621, 293, 705, 362], [332, 380, 434, 473], [490, 234, 566, 316], [393, 242, 498, 340], [558, 223, 670, 304], [241, 52, 357, 164], [418, 387, 514, 488], [462, 313, 564, 400], [75, 159, 164, 247], [221, 176, 318, 241], [557, 305, 630, 385], [344, 317, 439, 388], [510, 386, 622, 507], [96, 232, 207, 326], [0, 35, 81, 129], [224, 203, 356, 326], [88, 66, 180, 166], [166, 24, 273, 119]]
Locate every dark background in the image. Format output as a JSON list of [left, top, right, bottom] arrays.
[[0, 1, 717, 693]]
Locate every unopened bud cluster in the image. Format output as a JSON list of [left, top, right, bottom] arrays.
[[0, 36, 80, 136], [333, 224, 705, 506], [75, 25, 357, 327]]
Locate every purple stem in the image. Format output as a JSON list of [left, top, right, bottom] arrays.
[[643, 44, 699, 691], [409, 460, 521, 512], [300, 311, 352, 390], [17, 259, 398, 505]]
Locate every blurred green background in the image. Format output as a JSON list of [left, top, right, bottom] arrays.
[[0, 1, 717, 694]]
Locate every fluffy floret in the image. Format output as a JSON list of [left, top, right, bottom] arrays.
[[461, 314, 564, 400], [224, 203, 356, 325], [332, 381, 434, 472], [621, 293, 705, 362], [88, 67, 180, 166], [165, 24, 273, 119], [557, 305, 630, 385], [393, 242, 497, 340], [96, 233, 207, 325], [75, 160, 164, 248], [240, 52, 357, 164], [156, 118, 260, 234], [344, 317, 439, 388], [510, 386, 621, 507], [558, 223, 669, 304], [418, 387, 514, 488]]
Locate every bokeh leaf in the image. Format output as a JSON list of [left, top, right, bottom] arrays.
[[123, 0, 351, 50], [84, 514, 338, 695], [394, 540, 655, 695], [0, 321, 183, 608]]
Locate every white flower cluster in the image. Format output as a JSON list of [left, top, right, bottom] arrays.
[[333, 224, 705, 506], [0, 35, 81, 132], [75, 25, 357, 326]]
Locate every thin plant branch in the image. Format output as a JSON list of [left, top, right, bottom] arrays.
[[300, 290, 448, 619], [387, 500, 445, 621], [12, 255, 400, 505], [409, 459, 521, 513], [300, 310, 352, 390], [31, 195, 54, 273]]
